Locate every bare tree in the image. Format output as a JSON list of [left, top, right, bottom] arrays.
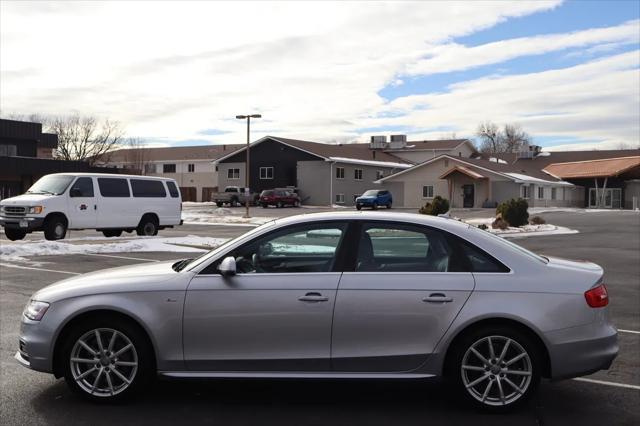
[[476, 121, 503, 153], [503, 124, 530, 153], [124, 137, 148, 174], [48, 114, 124, 165]]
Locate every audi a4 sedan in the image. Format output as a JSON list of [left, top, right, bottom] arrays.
[[16, 212, 617, 411]]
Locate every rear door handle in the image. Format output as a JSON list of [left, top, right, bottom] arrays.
[[298, 292, 329, 302], [422, 293, 453, 303]]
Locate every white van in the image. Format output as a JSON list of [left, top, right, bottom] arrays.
[[0, 173, 182, 241]]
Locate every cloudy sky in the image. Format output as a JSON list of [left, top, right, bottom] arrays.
[[1, 0, 639, 150]]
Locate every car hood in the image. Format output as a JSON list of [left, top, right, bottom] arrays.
[[33, 260, 193, 302], [0, 194, 56, 205], [357, 196, 376, 200]]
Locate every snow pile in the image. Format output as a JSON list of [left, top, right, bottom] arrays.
[[181, 206, 272, 226], [489, 157, 508, 164], [464, 217, 578, 238], [0, 235, 228, 262]]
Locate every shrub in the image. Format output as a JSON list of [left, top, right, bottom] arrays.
[[491, 217, 509, 230], [530, 216, 546, 225], [419, 196, 450, 216], [496, 198, 529, 227]]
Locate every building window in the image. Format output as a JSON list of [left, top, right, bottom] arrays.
[[521, 185, 530, 199], [444, 159, 449, 167], [551, 188, 557, 200], [163, 164, 176, 173], [422, 185, 434, 198], [537, 186, 545, 199], [0, 144, 17, 157], [335, 194, 345, 204], [336, 167, 345, 179], [376, 170, 384, 180], [354, 169, 363, 180], [144, 164, 157, 174], [228, 168, 240, 180], [259, 166, 274, 179], [188, 163, 195, 173]]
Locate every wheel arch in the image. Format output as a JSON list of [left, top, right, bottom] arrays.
[[44, 211, 68, 225], [52, 308, 158, 378], [138, 212, 159, 226], [441, 316, 552, 379]]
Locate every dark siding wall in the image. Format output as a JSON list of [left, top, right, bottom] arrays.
[[567, 177, 626, 207], [220, 138, 322, 192], [1, 137, 37, 157]]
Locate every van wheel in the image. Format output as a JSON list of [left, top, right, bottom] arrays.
[[102, 230, 123, 238], [216, 202, 223, 208], [136, 216, 158, 236], [5, 228, 27, 241], [44, 215, 67, 240]]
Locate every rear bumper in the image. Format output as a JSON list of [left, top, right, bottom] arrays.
[[0, 216, 44, 231], [545, 322, 618, 380]]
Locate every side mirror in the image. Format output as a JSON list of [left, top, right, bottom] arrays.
[[70, 188, 81, 197], [218, 256, 236, 277]]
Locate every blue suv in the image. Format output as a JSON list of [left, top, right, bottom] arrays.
[[355, 189, 392, 210]]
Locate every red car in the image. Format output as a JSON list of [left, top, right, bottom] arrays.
[[259, 189, 300, 208]]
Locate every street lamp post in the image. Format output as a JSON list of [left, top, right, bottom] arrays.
[[236, 114, 261, 218]]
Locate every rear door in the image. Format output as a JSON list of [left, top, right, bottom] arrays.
[[67, 177, 97, 229], [331, 221, 475, 372]]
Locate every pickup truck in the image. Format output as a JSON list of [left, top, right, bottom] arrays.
[[212, 186, 259, 207]]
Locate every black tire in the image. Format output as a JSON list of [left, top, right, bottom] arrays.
[[447, 325, 541, 413], [136, 215, 158, 236], [4, 228, 27, 241], [372, 202, 378, 210], [277, 201, 284, 208], [102, 230, 123, 238], [216, 202, 223, 208], [356, 204, 362, 211], [60, 316, 154, 403], [293, 200, 300, 207], [387, 202, 392, 209], [44, 215, 67, 240], [231, 197, 239, 207], [261, 203, 268, 208]]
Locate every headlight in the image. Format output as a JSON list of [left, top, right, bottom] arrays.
[[23, 300, 50, 321], [0, 205, 5, 212], [28, 206, 43, 214]]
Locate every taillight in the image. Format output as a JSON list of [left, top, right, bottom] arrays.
[[585, 284, 609, 308]]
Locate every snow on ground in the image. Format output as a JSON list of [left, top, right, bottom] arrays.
[[181, 206, 272, 226], [529, 207, 639, 214], [0, 235, 227, 262], [463, 217, 578, 238]]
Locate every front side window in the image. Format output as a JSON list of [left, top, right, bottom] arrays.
[[163, 164, 176, 173], [336, 167, 345, 179], [131, 179, 167, 197], [98, 178, 130, 197], [228, 168, 240, 179], [27, 175, 75, 195], [69, 177, 94, 197], [422, 185, 434, 198], [354, 169, 363, 180], [225, 223, 347, 274], [356, 223, 462, 272], [259, 167, 274, 179]]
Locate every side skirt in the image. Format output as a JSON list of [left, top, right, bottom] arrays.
[[158, 371, 436, 379]]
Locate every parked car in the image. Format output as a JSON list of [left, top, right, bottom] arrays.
[[0, 173, 182, 241], [15, 212, 617, 411], [259, 189, 300, 208], [355, 189, 392, 210], [212, 186, 259, 207]]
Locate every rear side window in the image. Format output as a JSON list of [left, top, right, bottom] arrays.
[[457, 238, 510, 273], [166, 181, 180, 198], [131, 179, 167, 197], [98, 178, 130, 197], [70, 177, 94, 197]]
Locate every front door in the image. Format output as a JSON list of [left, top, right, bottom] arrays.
[[67, 177, 97, 229], [183, 222, 348, 371], [462, 184, 474, 208], [331, 222, 475, 372]]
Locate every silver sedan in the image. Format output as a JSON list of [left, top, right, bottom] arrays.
[[15, 212, 617, 411]]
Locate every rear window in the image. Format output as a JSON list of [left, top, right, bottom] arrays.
[[98, 178, 130, 197], [166, 181, 180, 198], [261, 190, 275, 196], [131, 179, 166, 197], [457, 238, 510, 273]]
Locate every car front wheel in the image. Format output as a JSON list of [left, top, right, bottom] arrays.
[[449, 327, 540, 412], [62, 319, 153, 402], [4, 228, 27, 241]]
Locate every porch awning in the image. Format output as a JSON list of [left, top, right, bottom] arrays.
[[439, 165, 486, 180], [543, 156, 640, 179]]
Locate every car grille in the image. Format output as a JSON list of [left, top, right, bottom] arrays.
[[4, 206, 27, 217]]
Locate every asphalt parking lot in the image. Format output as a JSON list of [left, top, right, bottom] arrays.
[[1, 209, 638, 425]]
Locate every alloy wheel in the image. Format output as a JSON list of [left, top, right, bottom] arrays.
[[460, 335, 532, 407], [69, 328, 138, 397]]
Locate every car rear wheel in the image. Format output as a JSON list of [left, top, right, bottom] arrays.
[[44, 215, 67, 240], [293, 200, 300, 207], [386, 202, 392, 209], [136, 216, 158, 236], [449, 326, 540, 412], [62, 318, 153, 402], [372, 202, 378, 210], [102, 230, 123, 238], [277, 201, 284, 208], [4, 228, 27, 241]]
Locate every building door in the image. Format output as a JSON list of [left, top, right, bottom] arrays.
[[589, 188, 622, 209], [462, 184, 474, 208], [180, 186, 197, 202]]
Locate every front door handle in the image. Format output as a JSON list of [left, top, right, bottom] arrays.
[[298, 292, 329, 302], [422, 293, 453, 303]]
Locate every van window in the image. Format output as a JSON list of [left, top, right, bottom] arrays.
[[166, 181, 180, 198], [131, 179, 167, 197], [98, 178, 130, 197], [70, 177, 94, 197]]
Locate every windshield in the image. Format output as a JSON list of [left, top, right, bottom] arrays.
[[261, 190, 275, 196], [362, 190, 379, 196], [27, 175, 75, 195]]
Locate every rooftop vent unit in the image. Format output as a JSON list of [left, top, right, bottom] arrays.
[[517, 143, 542, 159], [389, 134, 407, 149], [369, 135, 388, 149]]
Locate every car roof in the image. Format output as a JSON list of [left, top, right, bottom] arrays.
[[46, 173, 175, 181]]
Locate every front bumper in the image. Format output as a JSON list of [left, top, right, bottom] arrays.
[[0, 215, 44, 231], [355, 199, 376, 206], [15, 318, 55, 373]]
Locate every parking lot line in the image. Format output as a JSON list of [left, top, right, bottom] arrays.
[[0, 263, 80, 275], [572, 377, 640, 390], [618, 329, 640, 335], [80, 253, 160, 262]]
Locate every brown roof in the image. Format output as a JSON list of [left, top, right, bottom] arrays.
[[386, 139, 475, 152], [439, 165, 486, 180], [104, 144, 244, 162], [543, 156, 640, 179]]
